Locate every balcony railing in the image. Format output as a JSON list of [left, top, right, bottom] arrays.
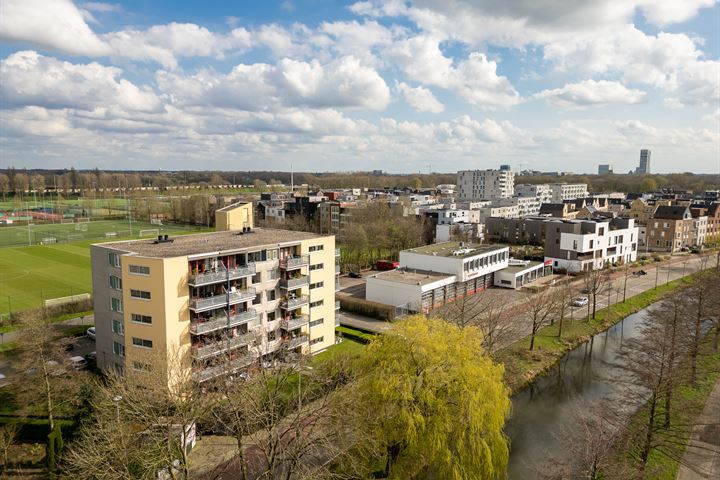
[[335, 264, 340, 274], [189, 288, 256, 312], [280, 295, 309, 310], [188, 264, 255, 286], [190, 309, 258, 335], [281, 315, 309, 330], [335, 248, 341, 257], [280, 255, 309, 270], [285, 334, 309, 349], [335, 301, 341, 310], [192, 354, 257, 382], [192, 331, 256, 360], [279, 276, 309, 290]]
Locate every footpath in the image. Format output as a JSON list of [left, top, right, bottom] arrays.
[[676, 378, 720, 480]]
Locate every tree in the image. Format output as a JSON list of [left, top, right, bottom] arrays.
[[640, 177, 658, 192], [345, 316, 510, 479], [583, 267, 609, 320], [439, 292, 514, 354], [0, 173, 9, 201], [553, 280, 573, 338], [253, 179, 267, 192], [12, 172, 29, 194], [685, 270, 719, 383], [0, 424, 18, 475], [527, 289, 558, 351], [30, 174, 46, 194]]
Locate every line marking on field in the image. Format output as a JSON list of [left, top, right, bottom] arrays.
[[0, 269, 30, 283]]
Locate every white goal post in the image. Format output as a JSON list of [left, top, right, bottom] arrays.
[[139, 228, 160, 237]]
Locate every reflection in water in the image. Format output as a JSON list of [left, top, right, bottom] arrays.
[[505, 309, 648, 479]]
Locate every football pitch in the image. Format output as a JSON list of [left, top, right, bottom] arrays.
[[0, 222, 210, 315]]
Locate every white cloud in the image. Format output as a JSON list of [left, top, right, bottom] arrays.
[[0, 0, 110, 56], [0, 51, 162, 112], [385, 36, 520, 108], [396, 82, 444, 113], [534, 80, 647, 108], [81, 2, 122, 13]]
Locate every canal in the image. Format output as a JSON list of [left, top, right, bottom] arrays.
[[505, 307, 650, 478]]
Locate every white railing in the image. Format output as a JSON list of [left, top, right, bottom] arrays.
[[190, 309, 258, 335], [192, 332, 256, 359], [189, 264, 255, 286], [280, 276, 309, 289], [281, 295, 309, 310], [280, 255, 310, 269], [281, 315, 309, 330], [285, 335, 309, 349], [192, 354, 257, 382], [189, 288, 256, 311]]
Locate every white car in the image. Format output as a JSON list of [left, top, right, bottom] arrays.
[[69, 356, 88, 370], [86, 327, 96, 340], [571, 296, 589, 307]]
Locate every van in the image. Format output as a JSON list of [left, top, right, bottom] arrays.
[[70, 356, 88, 370]]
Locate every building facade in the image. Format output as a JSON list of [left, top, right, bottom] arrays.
[[550, 183, 589, 202], [545, 217, 639, 272], [457, 169, 515, 200], [646, 205, 694, 252], [636, 149, 651, 174], [91, 207, 338, 384]]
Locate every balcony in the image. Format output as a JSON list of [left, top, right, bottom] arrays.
[[280, 255, 309, 270], [280, 295, 309, 311], [189, 287, 256, 312], [192, 354, 257, 383], [192, 331, 256, 360], [188, 264, 255, 287], [335, 264, 340, 274], [190, 309, 258, 335], [279, 276, 309, 290], [335, 300, 341, 311], [281, 315, 309, 330], [285, 334, 309, 350]]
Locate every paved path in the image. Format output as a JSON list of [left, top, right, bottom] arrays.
[[337, 310, 394, 333], [676, 378, 720, 480], [0, 313, 94, 344]]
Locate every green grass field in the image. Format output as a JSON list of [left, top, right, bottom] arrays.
[[0, 222, 210, 314]]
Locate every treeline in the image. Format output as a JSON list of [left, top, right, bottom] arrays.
[[518, 173, 720, 194]]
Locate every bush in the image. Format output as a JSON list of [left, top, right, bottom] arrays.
[[339, 296, 395, 320], [336, 326, 375, 344], [0, 416, 76, 443]]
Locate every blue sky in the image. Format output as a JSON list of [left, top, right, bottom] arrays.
[[0, 0, 718, 173]]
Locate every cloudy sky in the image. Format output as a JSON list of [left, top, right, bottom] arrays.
[[0, 0, 718, 173]]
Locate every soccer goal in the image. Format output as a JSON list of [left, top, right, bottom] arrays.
[[150, 218, 163, 226], [75, 223, 88, 231], [77, 217, 90, 223], [41, 237, 57, 244], [60, 218, 74, 224], [139, 228, 160, 237]]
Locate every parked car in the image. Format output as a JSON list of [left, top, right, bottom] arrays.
[[69, 356, 88, 370], [349, 271, 362, 279], [376, 260, 400, 271], [633, 270, 648, 276], [571, 296, 589, 307], [86, 327, 96, 340]]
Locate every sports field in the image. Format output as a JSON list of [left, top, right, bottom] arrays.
[[0, 222, 211, 315]]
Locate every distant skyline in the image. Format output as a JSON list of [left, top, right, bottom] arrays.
[[1, 0, 718, 174]]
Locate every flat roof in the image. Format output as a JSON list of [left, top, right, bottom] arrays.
[[501, 261, 543, 274], [404, 241, 507, 258], [96, 228, 326, 258], [370, 268, 451, 286]]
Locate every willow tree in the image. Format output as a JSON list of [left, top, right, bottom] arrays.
[[346, 315, 511, 479]]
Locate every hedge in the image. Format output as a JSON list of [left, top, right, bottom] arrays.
[[336, 326, 375, 344], [339, 296, 395, 321], [0, 416, 77, 443]]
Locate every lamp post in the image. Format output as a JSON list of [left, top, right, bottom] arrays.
[[112, 395, 123, 423]]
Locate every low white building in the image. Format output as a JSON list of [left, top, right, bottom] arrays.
[[494, 260, 550, 289], [435, 223, 484, 243], [550, 183, 589, 202]]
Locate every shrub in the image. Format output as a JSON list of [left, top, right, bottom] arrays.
[[339, 296, 395, 320]]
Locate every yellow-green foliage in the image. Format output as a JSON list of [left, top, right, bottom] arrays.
[[350, 315, 510, 479]]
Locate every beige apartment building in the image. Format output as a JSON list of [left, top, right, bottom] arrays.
[[90, 202, 338, 384]]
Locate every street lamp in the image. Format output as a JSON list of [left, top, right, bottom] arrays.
[[112, 395, 123, 423]]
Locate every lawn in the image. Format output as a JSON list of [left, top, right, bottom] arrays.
[[0, 222, 210, 314]]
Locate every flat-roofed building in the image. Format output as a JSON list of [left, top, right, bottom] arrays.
[[91, 203, 338, 385], [494, 260, 550, 289], [457, 169, 515, 200]]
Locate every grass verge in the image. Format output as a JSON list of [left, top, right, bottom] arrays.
[[498, 274, 701, 394]]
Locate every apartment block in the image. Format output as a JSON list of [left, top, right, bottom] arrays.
[[457, 169, 515, 200], [550, 183, 589, 202], [545, 217, 639, 272], [91, 205, 338, 384], [515, 183, 553, 204], [646, 205, 694, 252]]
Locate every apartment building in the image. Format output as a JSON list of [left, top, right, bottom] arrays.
[[545, 217, 639, 272], [646, 205, 694, 252], [366, 242, 509, 312], [91, 203, 338, 384], [495, 196, 542, 217], [457, 169, 515, 200], [485, 217, 548, 245], [515, 183, 553, 204], [550, 183, 589, 202]]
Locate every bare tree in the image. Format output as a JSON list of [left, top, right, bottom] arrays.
[[583, 267, 610, 320], [553, 281, 573, 338], [527, 289, 558, 351], [0, 424, 18, 475], [685, 270, 718, 386]]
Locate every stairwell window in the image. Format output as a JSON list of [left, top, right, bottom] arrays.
[[113, 341, 125, 357], [131, 313, 152, 325], [310, 300, 324, 308], [108, 252, 121, 267], [112, 319, 124, 335], [129, 265, 150, 275], [110, 297, 123, 313], [109, 275, 122, 290], [310, 336, 324, 345], [130, 289, 151, 300], [132, 337, 153, 349], [309, 318, 324, 327]]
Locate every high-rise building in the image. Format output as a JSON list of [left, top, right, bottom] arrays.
[[90, 202, 338, 384], [598, 164, 613, 175], [457, 169, 515, 200], [636, 149, 651, 174]]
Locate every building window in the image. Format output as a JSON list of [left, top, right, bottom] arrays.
[[310, 300, 324, 308], [113, 341, 125, 357], [310, 263, 324, 271], [268, 269, 278, 280], [108, 252, 121, 267], [267, 311, 277, 322], [252, 273, 262, 284], [112, 319, 124, 335], [310, 281, 324, 290], [129, 265, 150, 275], [131, 313, 152, 324], [109, 275, 122, 290], [132, 337, 153, 349], [267, 289, 277, 301], [267, 330, 277, 342], [132, 361, 151, 372], [130, 289, 151, 300], [309, 318, 324, 327], [310, 336, 324, 345], [110, 297, 123, 312], [309, 245, 324, 252], [253, 293, 262, 305]]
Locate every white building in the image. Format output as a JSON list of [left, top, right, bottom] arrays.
[[494, 260, 550, 289], [437, 184, 456, 195], [457, 169, 515, 201], [477, 204, 519, 223], [515, 184, 553, 204], [495, 196, 542, 217], [550, 183, 589, 202], [366, 242, 509, 312], [435, 223, 483, 243], [545, 217, 639, 272]]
